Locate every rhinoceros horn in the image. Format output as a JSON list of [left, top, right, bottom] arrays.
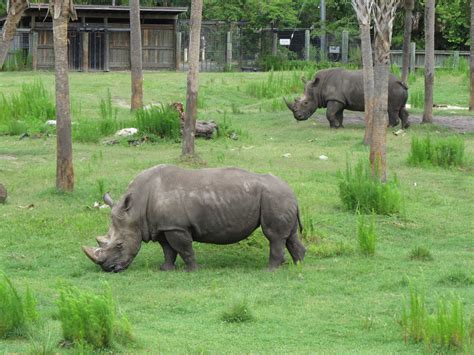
[[284, 97, 295, 111], [82, 246, 105, 264], [96, 235, 110, 248], [103, 192, 114, 207]]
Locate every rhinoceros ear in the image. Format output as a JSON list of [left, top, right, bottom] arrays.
[[311, 77, 320, 87], [96, 235, 109, 248]]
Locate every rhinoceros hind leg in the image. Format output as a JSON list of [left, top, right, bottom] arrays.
[[158, 240, 178, 271], [268, 239, 286, 271], [286, 227, 306, 264], [165, 230, 198, 272], [400, 108, 410, 129]]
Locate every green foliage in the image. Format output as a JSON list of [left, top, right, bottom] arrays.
[[409, 246, 433, 261], [221, 300, 253, 323], [57, 284, 125, 349], [307, 240, 354, 258], [0, 273, 38, 338], [245, 70, 303, 99], [2, 50, 32, 72], [402, 288, 471, 352], [0, 81, 55, 135], [338, 159, 402, 215], [408, 135, 465, 168], [438, 271, 474, 287], [357, 213, 376, 257], [408, 89, 424, 109], [98, 89, 118, 137], [390, 63, 401, 78], [135, 104, 181, 140]]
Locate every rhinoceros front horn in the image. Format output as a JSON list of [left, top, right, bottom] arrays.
[[284, 97, 294, 111], [103, 192, 114, 207], [82, 246, 105, 264]]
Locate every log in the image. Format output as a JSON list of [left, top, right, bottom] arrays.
[[172, 102, 218, 139]]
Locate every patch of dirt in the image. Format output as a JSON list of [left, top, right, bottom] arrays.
[[338, 114, 474, 133]]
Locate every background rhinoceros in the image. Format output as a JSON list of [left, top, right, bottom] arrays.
[[286, 68, 410, 129], [83, 165, 306, 272]]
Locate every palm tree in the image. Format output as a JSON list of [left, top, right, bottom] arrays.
[[182, 0, 203, 157], [352, 0, 375, 146], [401, 0, 414, 85], [422, 0, 435, 123], [130, 0, 143, 111], [52, 0, 77, 191], [0, 0, 28, 68]]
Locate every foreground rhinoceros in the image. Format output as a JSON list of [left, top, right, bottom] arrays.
[[285, 68, 410, 129], [83, 165, 306, 272]]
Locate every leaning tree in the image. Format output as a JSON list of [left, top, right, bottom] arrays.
[[422, 0, 435, 123], [130, 0, 143, 111], [52, 0, 77, 192], [371, 0, 399, 181], [0, 0, 27, 68], [352, 0, 375, 146], [182, 0, 203, 157]]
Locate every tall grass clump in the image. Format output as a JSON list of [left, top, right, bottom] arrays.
[[0, 81, 55, 135], [98, 89, 118, 136], [2, 50, 32, 71], [338, 159, 402, 215], [245, 71, 303, 99], [408, 135, 464, 168], [357, 213, 376, 256], [221, 299, 253, 324], [0, 273, 38, 338], [408, 89, 424, 109], [402, 288, 471, 352], [57, 284, 133, 349], [135, 104, 180, 140]]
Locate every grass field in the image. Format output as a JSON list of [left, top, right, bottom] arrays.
[[0, 70, 473, 353]]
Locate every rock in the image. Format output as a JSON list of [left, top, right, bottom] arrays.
[[45, 120, 57, 126], [115, 128, 138, 137], [282, 153, 291, 158], [319, 155, 329, 161], [0, 184, 7, 203]]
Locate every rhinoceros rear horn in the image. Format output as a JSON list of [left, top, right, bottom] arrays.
[[82, 246, 105, 264], [96, 236, 109, 248], [103, 192, 114, 207]]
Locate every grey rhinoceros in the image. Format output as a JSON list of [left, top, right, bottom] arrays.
[[83, 165, 306, 272], [285, 68, 410, 129]]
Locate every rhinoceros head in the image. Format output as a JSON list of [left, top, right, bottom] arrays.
[[83, 193, 141, 272], [285, 76, 320, 121]]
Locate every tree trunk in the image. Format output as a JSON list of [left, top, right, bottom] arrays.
[[422, 0, 435, 123], [53, 0, 76, 192], [360, 23, 374, 146], [0, 0, 28, 68], [401, 0, 414, 84], [470, 0, 474, 111], [182, 0, 203, 157], [130, 0, 143, 110]]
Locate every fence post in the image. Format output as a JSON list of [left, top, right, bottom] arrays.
[[31, 31, 38, 71], [226, 31, 232, 67], [304, 29, 310, 61], [272, 31, 278, 56], [341, 30, 349, 64], [184, 48, 188, 63], [175, 31, 181, 71], [453, 50, 460, 70], [409, 42, 416, 73], [82, 32, 89, 72]]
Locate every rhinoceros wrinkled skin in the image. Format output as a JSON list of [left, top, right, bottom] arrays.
[[286, 68, 410, 129], [83, 165, 306, 272]]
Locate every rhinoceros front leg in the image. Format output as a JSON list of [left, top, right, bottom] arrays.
[[326, 101, 345, 128], [165, 230, 198, 271], [158, 240, 177, 271]]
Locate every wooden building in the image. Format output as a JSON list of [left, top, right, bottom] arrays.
[[0, 4, 187, 71]]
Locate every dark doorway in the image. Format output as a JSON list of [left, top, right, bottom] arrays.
[[68, 31, 82, 71], [89, 31, 105, 71]]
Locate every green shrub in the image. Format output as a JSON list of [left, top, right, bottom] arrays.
[[0, 81, 55, 135], [0, 273, 38, 338], [72, 118, 103, 143], [408, 135, 465, 168], [221, 300, 253, 323], [57, 284, 132, 349], [409, 246, 433, 261], [135, 104, 180, 140], [98, 89, 118, 136], [357, 213, 376, 256], [402, 288, 471, 352], [338, 159, 402, 215], [408, 89, 424, 109], [390, 63, 401, 77]]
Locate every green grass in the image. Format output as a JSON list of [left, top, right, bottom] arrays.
[[357, 213, 376, 256], [408, 135, 465, 168], [0, 71, 473, 353]]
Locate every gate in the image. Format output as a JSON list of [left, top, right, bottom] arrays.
[[89, 31, 105, 71]]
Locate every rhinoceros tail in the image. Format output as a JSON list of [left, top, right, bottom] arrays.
[[297, 206, 304, 233]]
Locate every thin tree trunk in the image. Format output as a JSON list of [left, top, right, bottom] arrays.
[[470, 0, 474, 111], [0, 0, 28, 68], [53, 0, 76, 192], [422, 0, 435, 123], [182, 0, 203, 157], [360, 23, 374, 146], [130, 0, 143, 110], [401, 0, 414, 84]]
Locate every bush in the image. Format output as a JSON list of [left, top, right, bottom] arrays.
[[338, 159, 402, 215], [135, 104, 180, 140], [409, 246, 433, 261], [402, 288, 471, 352], [221, 300, 253, 323], [357, 213, 376, 256], [57, 284, 133, 349], [408, 135, 465, 168], [0, 272, 38, 338], [0, 81, 55, 135]]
